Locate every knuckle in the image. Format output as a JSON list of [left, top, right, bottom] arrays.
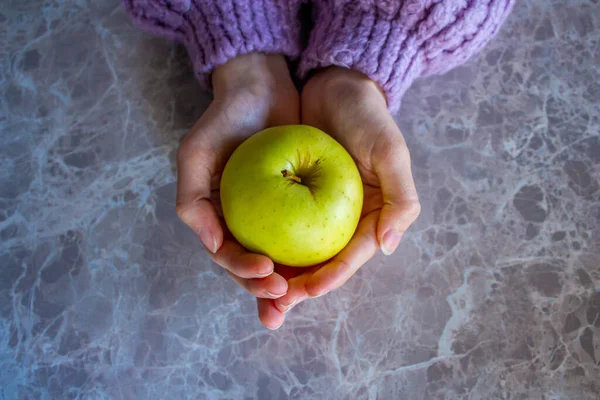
[[177, 128, 213, 163], [387, 139, 410, 161], [404, 199, 422, 220], [177, 138, 216, 179], [175, 202, 194, 224]]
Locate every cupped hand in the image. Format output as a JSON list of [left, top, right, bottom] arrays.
[[272, 67, 421, 315], [175, 54, 299, 329]]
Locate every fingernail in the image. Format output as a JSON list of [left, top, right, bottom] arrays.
[[279, 299, 296, 313], [199, 230, 217, 253], [266, 291, 286, 299], [382, 230, 403, 256], [267, 323, 283, 331], [254, 271, 274, 278]]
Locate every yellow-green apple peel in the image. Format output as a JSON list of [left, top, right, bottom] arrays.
[[220, 125, 363, 267]]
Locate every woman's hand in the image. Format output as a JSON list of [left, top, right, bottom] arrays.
[[175, 54, 299, 329], [272, 67, 421, 315]]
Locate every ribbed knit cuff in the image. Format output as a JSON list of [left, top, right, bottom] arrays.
[[300, 0, 514, 112], [123, 0, 303, 88]]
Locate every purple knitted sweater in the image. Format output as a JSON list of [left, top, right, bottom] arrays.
[[124, 0, 514, 111]]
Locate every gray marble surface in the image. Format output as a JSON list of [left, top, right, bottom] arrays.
[[1, 1, 599, 399]]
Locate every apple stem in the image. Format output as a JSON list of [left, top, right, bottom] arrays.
[[281, 169, 302, 184]]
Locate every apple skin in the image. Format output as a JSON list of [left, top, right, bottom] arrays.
[[220, 125, 363, 267]]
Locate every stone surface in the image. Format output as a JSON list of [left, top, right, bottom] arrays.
[[1, 1, 599, 399]]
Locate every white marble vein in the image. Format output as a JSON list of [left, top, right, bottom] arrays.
[[0, 0, 599, 399]]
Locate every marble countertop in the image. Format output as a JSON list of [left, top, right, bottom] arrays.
[[1, 1, 599, 399]]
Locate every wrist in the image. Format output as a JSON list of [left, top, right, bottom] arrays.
[[212, 53, 296, 102], [308, 67, 387, 106], [305, 67, 388, 114]]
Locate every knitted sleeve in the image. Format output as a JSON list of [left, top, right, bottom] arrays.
[[123, 0, 303, 88], [300, 0, 515, 111]]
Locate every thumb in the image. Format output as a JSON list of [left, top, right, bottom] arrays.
[[175, 122, 223, 254], [374, 128, 421, 256]]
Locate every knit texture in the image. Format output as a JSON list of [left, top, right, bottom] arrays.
[[124, 1, 515, 111], [123, 0, 303, 88], [300, 0, 515, 111]]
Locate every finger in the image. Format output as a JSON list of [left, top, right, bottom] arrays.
[[273, 267, 320, 314], [210, 238, 274, 279], [176, 120, 223, 253], [257, 298, 285, 330], [177, 197, 222, 253], [305, 211, 380, 298], [373, 128, 421, 256], [226, 271, 288, 299]]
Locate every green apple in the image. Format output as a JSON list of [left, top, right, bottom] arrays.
[[220, 125, 363, 267]]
